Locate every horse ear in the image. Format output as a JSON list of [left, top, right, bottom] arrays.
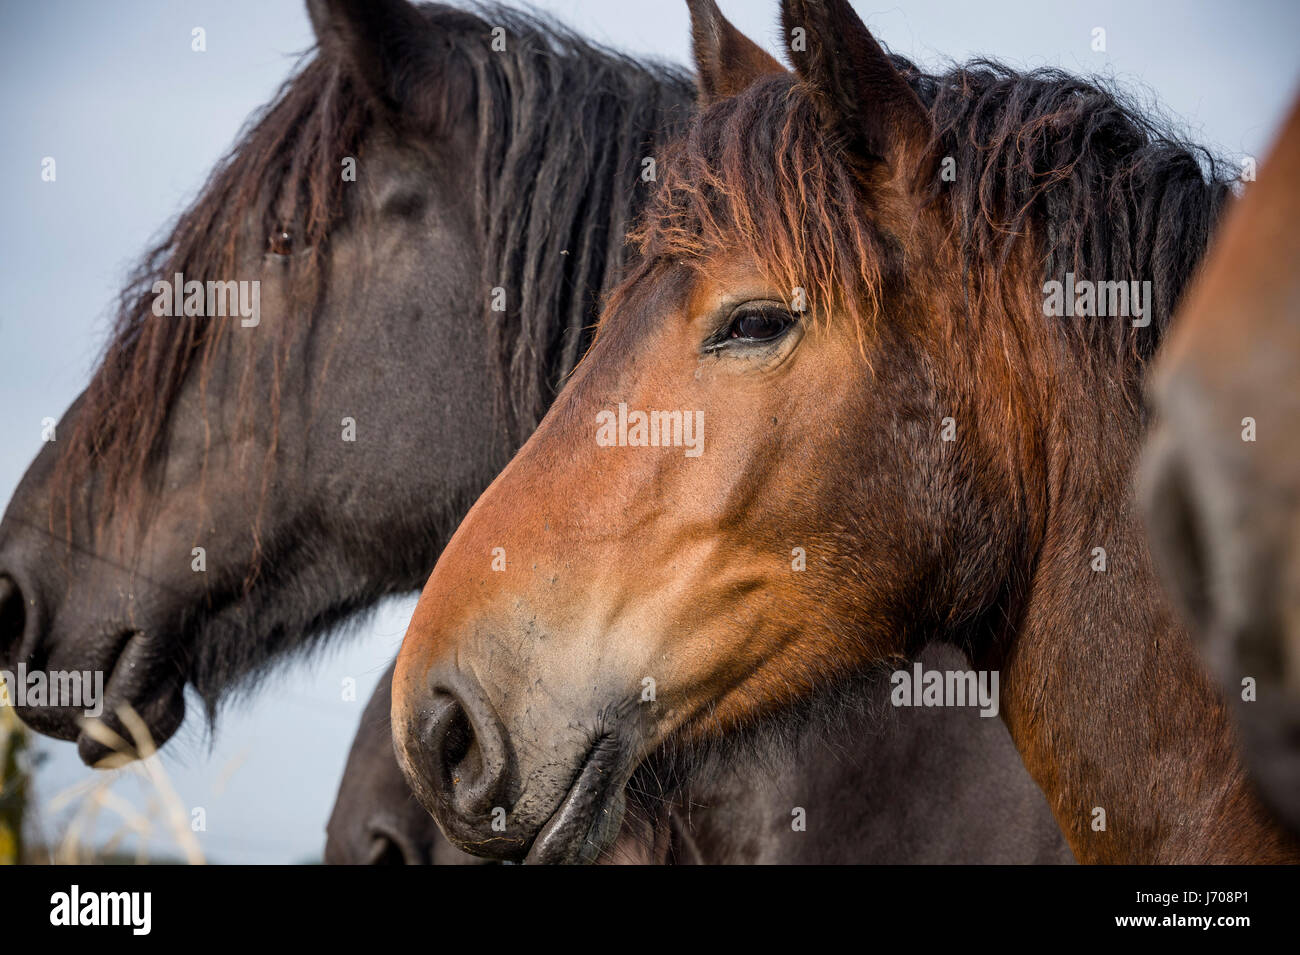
[[780, 0, 931, 170], [686, 0, 786, 105], [307, 0, 457, 127]]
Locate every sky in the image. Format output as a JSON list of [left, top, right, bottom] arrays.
[[1, 0, 1297, 862]]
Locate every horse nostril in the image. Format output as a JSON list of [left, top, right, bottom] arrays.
[[423, 681, 512, 820], [365, 822, 428, 866], [367, 834, 408, 866], [439, 696, 474, 775], [0, 574, 28, 665], [429, 692, 482, 797], [1140, 432, 1212, 630]]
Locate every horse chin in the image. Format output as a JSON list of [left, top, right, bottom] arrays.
[[523, 737, 630, 865], [77, 686, 185, 767], [74, 629, 187, 767]]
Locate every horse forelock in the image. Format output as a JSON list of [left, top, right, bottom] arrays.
[[625, 73, 887, 353], [621, 51, 1236, 397]]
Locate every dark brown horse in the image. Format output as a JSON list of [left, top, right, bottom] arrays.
[[1142, 94, 1300, 836], [392, 0, 1300, 863], [0, 0, 687, 761]]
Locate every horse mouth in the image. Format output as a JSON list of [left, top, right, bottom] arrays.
[[75, 628, 186, 767], [523, 735, 627, 864]]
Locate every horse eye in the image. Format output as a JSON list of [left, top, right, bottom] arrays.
[[268, 229, 293, 256], [728, 307, 794, 343]]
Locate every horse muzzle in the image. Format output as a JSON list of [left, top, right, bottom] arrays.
[[393, 659, 636, 864]]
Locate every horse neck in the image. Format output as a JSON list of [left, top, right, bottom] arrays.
[[993, 351, 1298, 862]]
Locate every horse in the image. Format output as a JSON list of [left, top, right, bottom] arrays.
[[391, 0, 1300, 864], [0, 0, 1067, 864], [1141, 94, 1300, 837], [0, 0, 683, 761], [326, 0, 1068, 866]]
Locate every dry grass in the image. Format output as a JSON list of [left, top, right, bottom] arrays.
[[41, 705, 205, 865], [0, 697, 29, 865]]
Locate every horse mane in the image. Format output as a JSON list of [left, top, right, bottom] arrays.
[[56, 49, 367, 534], [631, 54, 1235, 392], [466, 8, 692, 440], [55, 2, 692, 531]]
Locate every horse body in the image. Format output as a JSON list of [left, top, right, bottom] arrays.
[[332, 646, 1068, 863], [1142, 95, 1300, 836], [392, 0, 1298, 863]]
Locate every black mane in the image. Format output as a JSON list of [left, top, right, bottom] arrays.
[[60, 2, 693, 521], [464, 6, 692, 439]]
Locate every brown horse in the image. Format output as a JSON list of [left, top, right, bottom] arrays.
[[1142, 94, 1300, 836], [392, 0, 1300, 863]]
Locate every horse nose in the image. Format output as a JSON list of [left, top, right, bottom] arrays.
[[0, 573, 34, 669], [416, 670, 515, 826], [363, 820, 430, 865], [0, 570, 79, 740]]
